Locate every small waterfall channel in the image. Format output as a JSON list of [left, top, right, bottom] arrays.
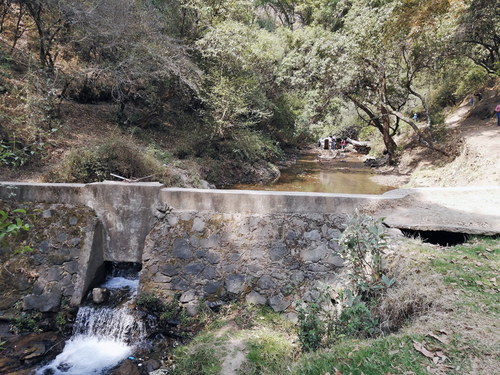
[[36, 263, 146, 375]]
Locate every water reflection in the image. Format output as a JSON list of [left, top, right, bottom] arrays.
[[225, 153, 393, 195]]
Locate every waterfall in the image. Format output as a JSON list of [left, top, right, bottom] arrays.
[[36, 264, 145, 375]]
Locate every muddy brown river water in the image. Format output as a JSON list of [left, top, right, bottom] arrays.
[[226, 153, 394, 194]]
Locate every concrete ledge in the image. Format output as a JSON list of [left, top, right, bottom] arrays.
[[0, 182, 87, 205], [160, 188, 394, 214], [2, 182, 499, 235]]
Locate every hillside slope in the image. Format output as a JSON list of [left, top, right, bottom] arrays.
[[2, 81, 500, 189], [373, 81, 500, 189]]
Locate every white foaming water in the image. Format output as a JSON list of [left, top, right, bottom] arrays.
[[102, 276, 139, 290], [36, 276, 145, 375], [35, 336, 132, 375]]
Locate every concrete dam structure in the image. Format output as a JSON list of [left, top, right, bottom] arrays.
[[1, 181, 499, 315]]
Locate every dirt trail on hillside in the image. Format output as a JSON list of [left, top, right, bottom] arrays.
[[368, 91, 500, 235], [444, 102, 500, 186]]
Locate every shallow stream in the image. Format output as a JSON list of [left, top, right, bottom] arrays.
[[226, 152, 393, 194]]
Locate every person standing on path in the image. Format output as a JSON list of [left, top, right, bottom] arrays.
[[496, 104, 500, 126]]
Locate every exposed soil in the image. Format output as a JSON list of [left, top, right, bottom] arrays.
[[372, 81, 500, 189]]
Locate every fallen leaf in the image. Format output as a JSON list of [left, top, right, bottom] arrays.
[[335, 371, 342, 375], [475, 280, 483, 286], [429, 333, 451, 345], [413, 341, 435, 359]]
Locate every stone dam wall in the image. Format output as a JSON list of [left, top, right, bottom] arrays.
[[1, 181, 499, 316]]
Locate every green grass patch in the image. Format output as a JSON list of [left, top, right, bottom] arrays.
[[171, 343, 223, 375], [428, 237, 500, 315], [293, 334, 471, 375], [241, 327, 296, 375]]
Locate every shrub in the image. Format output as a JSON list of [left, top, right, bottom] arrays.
[[49, 136, 168, 183], [338, 210, 395, 297]]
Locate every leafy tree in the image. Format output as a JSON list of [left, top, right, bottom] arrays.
[[455, 0, 500, 75], [196, 21, 287, 137]]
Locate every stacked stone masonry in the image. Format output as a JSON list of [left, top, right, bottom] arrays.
[[139, 211, 347, 313], [0, 201, 97, 315]]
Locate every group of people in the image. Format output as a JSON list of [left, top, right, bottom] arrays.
[[318, 136, 346, 150]]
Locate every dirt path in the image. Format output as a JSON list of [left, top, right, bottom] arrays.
[[445, 102, 500, 186], [368, 91, 500, 235]]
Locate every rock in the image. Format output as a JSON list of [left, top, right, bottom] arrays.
[[171, 278, 189, 291], [149, 370, 170, 375], [70, 238, 81, 248], [46, 266, 62, 282], [269, 243, 288, 261], [257, 275, 276, 290], [286, 230, 297, 240], [172, 239, 192, 259], [183, 263, 204, 275], [201, 234, 219, 248], [269, 295, 290, 312], [192, 218, 205, 232], [1, 332, 64, 373], [23, 289, 61, 312], [142, 359, 161, 373], [246, 291, 266, 305], [63, 261, 79, 274], [226, 274, 245, 294], [153, 274, 171, 283], [112, 359, 141, 375], [202, 266, 217, 280], [167, 216, 179, 226], [290, 271, 305, 284], [180, 290, 196, 303], [204, 282, 221, 295], [56, 232, 69, 242], [185, 302, 199, 317], [160, 264, 178, 277], [20, 342, 45, 360], [281, 312, 298, 323], [38, 240, 51, 253], [301, 244, 328, 262], [92, 288, 110, 304], [180, 212, 192, 221], [324, 255, 344, 267], [304, 230, 322, 241], [206, 251, 221, 264]]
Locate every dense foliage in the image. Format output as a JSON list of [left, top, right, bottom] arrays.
[[0, 0, 496, 181]]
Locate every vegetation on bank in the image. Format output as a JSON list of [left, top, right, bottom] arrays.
[[1, 0, 499, 184], [165, 235, 500, 375]]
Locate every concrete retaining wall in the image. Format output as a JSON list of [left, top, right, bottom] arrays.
[[2, 181, 499, 314]]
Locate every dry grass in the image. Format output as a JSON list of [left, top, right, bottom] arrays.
[[376, 237, 500, 374]]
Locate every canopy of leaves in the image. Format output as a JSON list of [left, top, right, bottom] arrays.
[[0, 0, 494, 170]]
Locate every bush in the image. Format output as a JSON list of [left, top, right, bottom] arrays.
[[49, 136, 168, 183], [338, 210, 394, 297]]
